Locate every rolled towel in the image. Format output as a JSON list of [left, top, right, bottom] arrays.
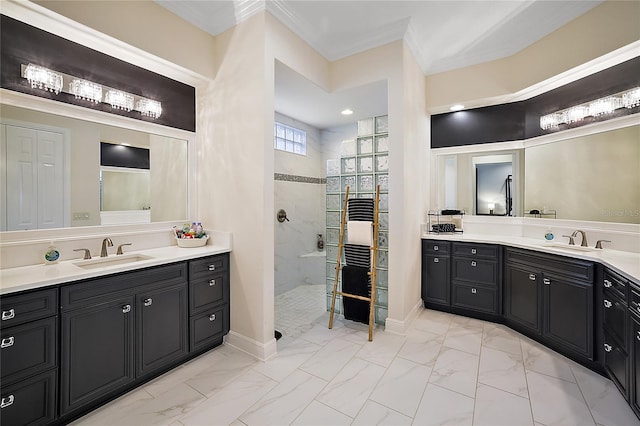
[[347, 220, 373, 246]]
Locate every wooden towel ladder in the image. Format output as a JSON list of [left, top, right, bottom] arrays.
[[328, 185, 380, 342]]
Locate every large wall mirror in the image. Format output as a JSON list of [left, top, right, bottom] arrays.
[[1, 104, 188, 231], [434, 122, 640, 224]]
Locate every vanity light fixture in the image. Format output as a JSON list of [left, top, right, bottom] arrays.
[[540, 86, 640, 130], [450, 104, 465, 111], [104, 89, 134, 112], [23, 63, 63, 94], [341, 108, 354, 115], [69, 78, 102, 103], [136, 98, 162, 119], [21, 63, 162, 119]]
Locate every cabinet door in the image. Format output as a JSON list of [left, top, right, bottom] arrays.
[[504, 263, 541, 335], [422, 254, 450, 306], [0, 369, 57, 426], [632, 316, 640, 414], [543, 274, 593, 360], [61, 297, 135, 415], [136, 283, 188, 377]]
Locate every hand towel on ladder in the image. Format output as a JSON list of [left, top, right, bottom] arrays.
[[342, 265, 370, 324], [347, 198, 374, 221], [347, 220, 373, 247]]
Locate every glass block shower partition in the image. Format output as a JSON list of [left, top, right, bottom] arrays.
[[325, 115, 389, 325]]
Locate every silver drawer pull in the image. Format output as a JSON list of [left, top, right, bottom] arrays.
[[471, 261, 477, 267], [1, 309, 15, 321], [144, 298, 153, 307], [434, 258, 439, 263], [471, 288, 477, 294], [1, 337, 14, 348], [122, 304, 131, 314], [208, 264, 216, 271], [604, 300, 612, 308], [471, 248, 477, 254], [637, 331, 640, 341], [209, 314, 216, 322], [209, 279, 216, 286], [433, 245, 439, 251], [529, 274, 536, 281], [543, 278, 551, 285], [604, 343, 612, 352], [604, 279, 612, 288], [0, 395, 14, 409]]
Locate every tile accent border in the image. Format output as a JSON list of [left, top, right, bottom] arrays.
[[274, 173, 326, 184]]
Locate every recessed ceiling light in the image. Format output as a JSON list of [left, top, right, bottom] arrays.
[[450, 104, 465, 111], [341, 108, 354, 115]]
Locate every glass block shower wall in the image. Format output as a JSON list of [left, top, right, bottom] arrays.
[[325, 115, 389, 325]]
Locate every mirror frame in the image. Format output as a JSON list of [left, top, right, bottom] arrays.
[[0, 0, 209, 237]]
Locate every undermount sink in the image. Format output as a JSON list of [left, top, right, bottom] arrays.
[[545, 243, 597, 252], [73, 253, 154, 269]]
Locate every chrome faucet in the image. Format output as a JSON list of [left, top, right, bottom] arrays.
[[101, 237, 113, 257], [571, 230, 588, 247]]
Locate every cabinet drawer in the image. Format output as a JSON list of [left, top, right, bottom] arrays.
[[421, 240, 450, 255], [452, 283, 497, 314], [603, 269, 627, 302], [452, 242, 498, 259], [190, 305, 229, 352], [604, 331, 628, 397], [452, 258, 497, 286], [61, 262, 187, 310], [1, 288, 58, 328], [0, 369, 57, 426], [1, 316, 57, 384], [603, 293, 627, 348], [189, 273, 229, 315], [506, 248, 593, 282], [190, 254, 229, 279]]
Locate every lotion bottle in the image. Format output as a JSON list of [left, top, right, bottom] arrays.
[[44, 241, 60, 265]]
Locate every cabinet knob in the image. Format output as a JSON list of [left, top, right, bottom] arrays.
[[209, 279, 216, 286], [471, 288, 477, 294], [604, 343, 612, 352], [0, 395, 14, 409], [1, 309, 15, 321], [471, 261, 477, 267], [122, 304, 131, 314], [604, 279, 612, 288], [604, 300, 612, 308], [209, 313, 216, 322], [433, 258, 439, 263], [144, 298, 153, 307], [543, 278, 551, 285], [1, 336, 14, 349], [208, 264, 216, 271], [433, 245, 439, 251], [529, 274, 536, 281], [471, 248, 477, 254]]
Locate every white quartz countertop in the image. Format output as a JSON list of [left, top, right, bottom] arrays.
[[422, 233, 640, 283], [0, 244, 231, 295]]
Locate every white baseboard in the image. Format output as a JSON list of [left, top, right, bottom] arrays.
[[224, 330, 278, 361], [384, 299, 423, 335]]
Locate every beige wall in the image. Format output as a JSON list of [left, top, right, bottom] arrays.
[[425, 0, 640, 111]]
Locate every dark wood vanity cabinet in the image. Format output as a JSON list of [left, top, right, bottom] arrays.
[[0, 288, 59, 426], [421, 240, 501, 319], [60, 262, 189, 417], [505, 248, 594, 362]]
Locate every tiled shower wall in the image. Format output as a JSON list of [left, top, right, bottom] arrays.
[[274, 113, 326, 296], [325, 115, 389, 325]]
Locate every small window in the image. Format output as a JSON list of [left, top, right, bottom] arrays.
[[274, 122, 306, 155]]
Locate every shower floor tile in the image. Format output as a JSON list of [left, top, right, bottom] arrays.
[[275, 284, 327, 339]]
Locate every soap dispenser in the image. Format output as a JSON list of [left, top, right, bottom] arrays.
[[44, 241, 60, 265]]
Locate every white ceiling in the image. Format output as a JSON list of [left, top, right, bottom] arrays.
[[156, 0, 603, 129]]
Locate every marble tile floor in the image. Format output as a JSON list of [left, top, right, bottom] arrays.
[[73, 296, 639, 425]]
